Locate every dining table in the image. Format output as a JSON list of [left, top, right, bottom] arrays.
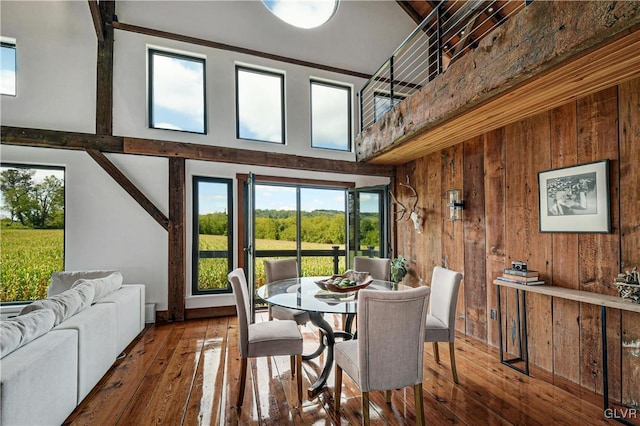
[[256, 276, 413, 398]]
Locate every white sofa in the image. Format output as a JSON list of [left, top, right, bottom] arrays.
[[0, 271, 145, 426]]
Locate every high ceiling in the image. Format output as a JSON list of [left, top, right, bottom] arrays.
[[395, 1, 524, 60]]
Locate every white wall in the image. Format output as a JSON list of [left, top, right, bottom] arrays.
[[1, 1, 410, 310], [0, 145, 170, 310], [0, 1, 96, 133]]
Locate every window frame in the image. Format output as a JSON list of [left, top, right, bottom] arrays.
[[192, 176, 234, 295], [148, 48, 207, 135], [310, 79, 352, 152], [235, 65, 286, 144], [1, 41, 17, 97]]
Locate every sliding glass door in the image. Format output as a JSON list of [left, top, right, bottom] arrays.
[[347, 186, 390, 267]]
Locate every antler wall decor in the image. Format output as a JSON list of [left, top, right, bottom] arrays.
[[390, 175, 422, 232]]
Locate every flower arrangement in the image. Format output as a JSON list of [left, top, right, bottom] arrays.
[[391, 256, 409, 283], [614, 266, 640, 304]]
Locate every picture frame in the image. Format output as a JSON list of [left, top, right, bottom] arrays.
[[538, 160, 610, 233]]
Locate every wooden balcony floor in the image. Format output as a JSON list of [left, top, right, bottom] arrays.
[[64, 312, 620, 425]]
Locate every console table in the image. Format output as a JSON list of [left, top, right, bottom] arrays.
[[494, 280, 640, 425]]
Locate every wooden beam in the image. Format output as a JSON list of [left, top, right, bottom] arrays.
[[85, 149, 169, 230], [1, 126, 123, 152], [1, 126, 394, 176], [124, 137, 396, 177], [113, 22, 372, 81], [395, 1, 424, 25], [168, 158, 186, 322], [87, 0, 104, 42], [96, 0, 115, 135], [357, 1, 640, 164]]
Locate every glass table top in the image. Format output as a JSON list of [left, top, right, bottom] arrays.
[[256, 276, 413, 315]]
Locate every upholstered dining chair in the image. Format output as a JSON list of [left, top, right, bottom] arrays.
[[353, 256, 391, 281], [424, 266, 463, 384], [263, 258, 310, 326], [228, 268, 303, 409], [334, 286, 430, 425]]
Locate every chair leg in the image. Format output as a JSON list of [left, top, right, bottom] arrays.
[[432, 342, 440, 363], [296, 355, 303, 407], [237, 357, 247, 409], [268, 305, 273, 321], [414, 383, 425, 426], [334, 365, 343, 412], [449, 341, 459, 384], [290, 355, 295, 377], [384, 390, 392, 403], [362, 391, 370, 426]]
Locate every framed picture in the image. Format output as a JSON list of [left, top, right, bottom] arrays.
[[538, 160, 610, 233]]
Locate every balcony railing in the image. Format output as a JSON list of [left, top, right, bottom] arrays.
[[359, 0, 526, 132]]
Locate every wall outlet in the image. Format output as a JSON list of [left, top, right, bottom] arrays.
[[490, 309, 497, 320]]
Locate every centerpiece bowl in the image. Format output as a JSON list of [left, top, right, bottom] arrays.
[[315, 271, 373, 293]]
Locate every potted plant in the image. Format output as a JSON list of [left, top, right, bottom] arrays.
[[391, 256, 409, 283]]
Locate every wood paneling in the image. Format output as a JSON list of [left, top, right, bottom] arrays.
[[396, 78, 640, 408], [618, 78, 640, 409], [463, 137, 486, 341], [441, 144, 465, 333]]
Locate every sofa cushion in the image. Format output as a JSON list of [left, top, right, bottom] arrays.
[[48, 270, 119, 297], [71, 272, 123, 303], [54, 303, 118, 403], [0, 309, 56, 358], [19, 288, 84, 326]]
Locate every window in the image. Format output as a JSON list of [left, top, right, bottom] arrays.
[[236, 66, 285, 143], [311, 80, 351, 151], [1, 40, 16, 96], [1, 164, 65, 303], [192, 177, 233, 294], [148, 49, 206, 134], [373, 91, 405, 123]]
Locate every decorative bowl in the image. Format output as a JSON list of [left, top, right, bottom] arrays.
[[315, 271, 373, 293]]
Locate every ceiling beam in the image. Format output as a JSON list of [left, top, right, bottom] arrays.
[[112, 22, 372, 81], [1, 126, 395, 177], [395, 1, 424, 25]]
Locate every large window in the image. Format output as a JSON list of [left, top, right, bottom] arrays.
[[1, 164, 65, 303], [192, 177, 233, 294], [148, 49, 206, 134], [236, 66, 285, 143], [1, 40, 16, 96], [311, 80, 351, 151]]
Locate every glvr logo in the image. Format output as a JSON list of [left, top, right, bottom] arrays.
[[604, 408, 637, 419]]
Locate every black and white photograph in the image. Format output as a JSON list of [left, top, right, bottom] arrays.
[[538, 160, 611, 233]]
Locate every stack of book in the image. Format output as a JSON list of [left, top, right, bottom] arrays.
[[497, 268, 545, 285]]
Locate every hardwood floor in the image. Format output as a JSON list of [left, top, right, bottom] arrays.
[[64, 312, 626, 425]]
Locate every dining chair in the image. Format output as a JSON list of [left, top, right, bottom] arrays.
[[334, 286, 430, 426], [264, 258, 310, 326], [424, 266, 463, 384], [228, 268, 303, 409], [353, 256, 391, 281]]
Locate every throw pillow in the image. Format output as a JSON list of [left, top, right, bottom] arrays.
[[71, 271, 123, 303], [20, 288, 84, 325], [48, 270, 118, 297], [0, 309, 56, 358]]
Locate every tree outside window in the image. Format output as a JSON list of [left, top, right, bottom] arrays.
[[1, 165, 65, 302]]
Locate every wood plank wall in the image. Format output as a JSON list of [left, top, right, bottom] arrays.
[[395, 77, 640, 407]]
